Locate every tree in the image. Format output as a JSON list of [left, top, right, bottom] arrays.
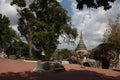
[[0, 14, 20, 49], [12, 41, 28, 56], [11, 0, 35, 58], [76, 0, 116, 10], [11, 0, 78, 58], [52, 49, 72, 60], [103, 15, 120, 52], [58, 48, 72, 60], [30, 0, 78, 56]]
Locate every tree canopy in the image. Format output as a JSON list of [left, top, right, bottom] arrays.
[[0, 14, 20, 49], [76, 0, 116, 10], [11, 0, 78, 57], [52, 48, 72, 60]]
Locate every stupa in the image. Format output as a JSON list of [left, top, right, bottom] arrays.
[[75, 32, 89, 58]]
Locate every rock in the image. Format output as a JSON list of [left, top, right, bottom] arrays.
[[33, 60, 44, 72], [33, 60, 65, 72], [42, 62, 51, 71], [61, 61, 69, 64], [53, 62, 65, 72], [0, 50, 7, 58]]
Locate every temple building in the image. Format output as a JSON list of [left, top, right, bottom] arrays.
[[75, 32, 89, 59]]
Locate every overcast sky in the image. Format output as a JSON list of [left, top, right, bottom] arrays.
[[0, 0, 120, 50]]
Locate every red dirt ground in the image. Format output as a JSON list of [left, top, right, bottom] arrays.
[[0, 58, 120, 80]]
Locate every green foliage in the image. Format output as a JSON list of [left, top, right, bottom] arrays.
[[30, 0, 78, 56], [0, 14, 20, 49], [58, 48, 72, 59], [11, 0, 78, 57], [12, 41, 28, 56], [53, 49, 72, 60], [17, 8, 35, 37], [76, 0, 116, 10], [11, 0, 26, 7]]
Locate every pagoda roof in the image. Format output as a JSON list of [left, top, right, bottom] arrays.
[[75, 32, 87, 51]]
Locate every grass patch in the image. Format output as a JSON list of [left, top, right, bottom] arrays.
[[25, 57, 39, 61]]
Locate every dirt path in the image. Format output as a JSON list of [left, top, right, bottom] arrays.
[[0, 59, 120, 80]]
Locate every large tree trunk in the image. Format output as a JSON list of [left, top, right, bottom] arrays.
[[28, 25, 33, 58], [24, 18, 33, 58], [17, 9, 33, 58]]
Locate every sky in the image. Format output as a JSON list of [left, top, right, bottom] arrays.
[[0, 0, 120, 50], [57, 0, 120, 50]]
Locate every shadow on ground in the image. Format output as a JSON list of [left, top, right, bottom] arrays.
[[0, 69, 120, 80]]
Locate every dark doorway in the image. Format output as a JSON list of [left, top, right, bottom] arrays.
[[101, 58, 110, 69]]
